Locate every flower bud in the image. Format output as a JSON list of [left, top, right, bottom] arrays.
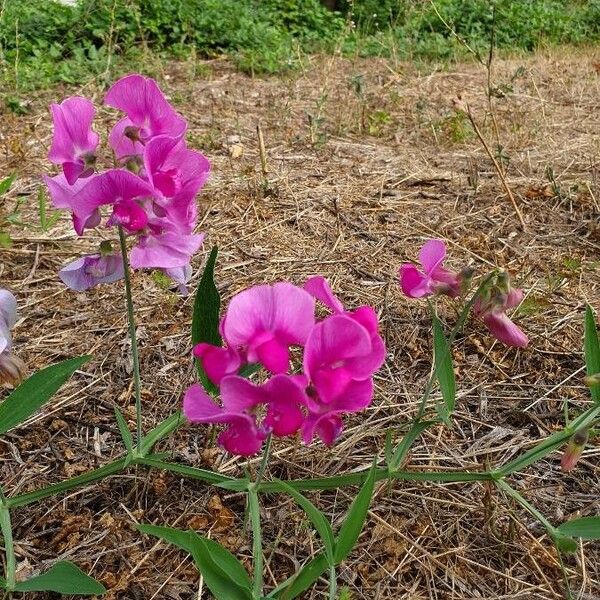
[[584, 373, 600, 387], [124, 125, 141, 143], [561, 429, 588, 472], [99, 240, 114, 256], [0, 352, 26, 386]]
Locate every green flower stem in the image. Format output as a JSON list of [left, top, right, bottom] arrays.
[[118, 226, 143, 453], [494, 478, 573, 600], [0, 488, 15, 590], [328, 564, 337, 600], [249, 435, 272, 599]]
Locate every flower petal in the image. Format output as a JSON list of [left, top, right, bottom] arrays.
[[129, 232, 204, 269], [482, 311, 529, 348], [418, 239, 447, 274], [399, 264, 432, 298], [304, 276, 345, 313], [193, 343, 241, 385]]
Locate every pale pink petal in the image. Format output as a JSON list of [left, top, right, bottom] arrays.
[[108, 117, 144, 160], [304, 276, 344, 313], [505, 288, 524, 310], [419, 239, 447, 274]]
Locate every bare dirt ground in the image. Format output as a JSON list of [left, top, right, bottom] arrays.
[[1, 47, 599, 599]]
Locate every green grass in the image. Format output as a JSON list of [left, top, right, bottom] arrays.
[[1, 0, 599, 91]]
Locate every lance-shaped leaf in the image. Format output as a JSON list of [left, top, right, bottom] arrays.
[[0, 356, 90, 436], [13, 561, 105, 594], [557, 516, 600, 540], [433, 316, 455, 424], [585, 305, 600, 403], [192, 246, 221, 395]]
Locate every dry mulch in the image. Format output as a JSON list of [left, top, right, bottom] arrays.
[[0, 47, 599, 599]]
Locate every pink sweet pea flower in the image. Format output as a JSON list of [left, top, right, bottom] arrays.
[[59, 253, 124, 291], [129, 231, 205, 270], [0, 289, 25, 386], [474, 288, 529, 348], [304, 276, 386, 369], [48, 97, 99, 185], [193, 344, 242, 386], [105, 74, 187, 159], [301, 313, 384, 445], [399, 239, 460, 298], [222, 282, 316, 374], [183, 375, 308, 455], [144, 135, 210, 204]]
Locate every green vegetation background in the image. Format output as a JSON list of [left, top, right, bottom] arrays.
[[1, 0, 600, 89]]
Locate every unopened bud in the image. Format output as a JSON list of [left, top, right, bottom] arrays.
[[0, 352, 26, 386], [561, 429, 588, 472], [584, 373, 600, 387], [496, 269, 510, 293], [124, 155, 143, 174], [459, 266, 475, 295]]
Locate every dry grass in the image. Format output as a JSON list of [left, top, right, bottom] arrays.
[[0, 46, 599, 599]]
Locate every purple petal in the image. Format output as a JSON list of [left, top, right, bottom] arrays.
[[59, 254, 124, 291], [109, 199, 148, 232], [262, 374, 308, 437], [218, 419, 265, 456], [183, 384, 225, 422], [129, 232, 204, 269], [304, 276, 344, 313], [105, 74, 186, 140], [219, 376, 265, 413], [254, 336, 290, 374], [418, 239, 447, 275], [0, 290, 17, 354], [48, 97, 99, 170]]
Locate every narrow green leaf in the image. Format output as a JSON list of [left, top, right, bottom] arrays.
[[276, 481, 335, 564], [137, 457, 233, 485], [137, 524, 196, 555], [390, 420, 435, 470], [0, 174, 15, 195], [216, 478, 250, 491], [190, 536, 253, 599], [433, 316, 456, 423], [278, 553, 328, 600], [192, 246, 221, 395], [585, 305, 600, 403], [114, 407, 133, 453], [333, 461, 376, 564], [0, 356, 90, 435], [139, 410, 183, 456], [13, 561, 105, 594], [557, 516, 600, 540], [554, 534, 578, 553]]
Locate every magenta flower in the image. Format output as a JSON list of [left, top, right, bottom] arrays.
[[195, 283, 315, 383], [301, 313, 384, 445], [474, 288, 528, 348], [48, 97, 99, 185], [143, 135, 210, 205], [59, 253, 124, 292], [129, 231, 205, 270], [399, 239, 460, 298], [0, 289, 25, 386], [183, 374, 308, 455], [105, 74, 187, 159]]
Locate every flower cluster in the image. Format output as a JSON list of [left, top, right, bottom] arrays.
[[183, 277, 386, 455], [399, 239, 528, 348], [0, 290, 25, 386], [44, 74, 210, 293]]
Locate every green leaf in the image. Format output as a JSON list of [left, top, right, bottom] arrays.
[[0, 174, 15, 195], [192, 246, 221, 395], [557, 516, 600, 540], [433, 316, 456, 424], [554, 534, 578, 553], [333, 461, 376, 564], [0, 231, 12, 248], [137, 523, 196, 555], [137, 457, 233, 485], [278, 553, 328, 600], [114, 406, 133, 454], [13, 561, 105, 594], [139, 410, 183, 456], [585, 305, 600, 403], [138, 524, 253, 600], [389, 420, 435, 471], [276, 481, 335, 564], [0, 356, 90, 436]]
